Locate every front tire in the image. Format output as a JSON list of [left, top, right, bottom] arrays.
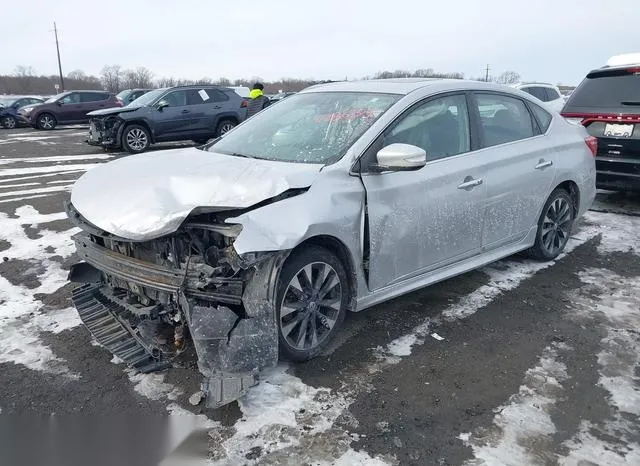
[[276, 246, 348, 362], [527, 189, 575, 261], [2, 115, 16, 129], [36, 113, 56, 130], [122, 125, 151, 153]]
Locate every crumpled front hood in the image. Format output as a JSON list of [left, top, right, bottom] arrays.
[[70, 147, 323, 241], [87, 106, 142, 117]]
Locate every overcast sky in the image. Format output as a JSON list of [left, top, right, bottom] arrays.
[[3, 0, 639, 85]]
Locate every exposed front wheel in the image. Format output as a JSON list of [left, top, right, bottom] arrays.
[[122, 125, 151, 153], [1, 115, 16, 129], [527, 189, 575, 261], [36, 113, 56, 130], [277, 246, 348, 362]]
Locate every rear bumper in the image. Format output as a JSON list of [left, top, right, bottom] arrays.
[[596, 157, 640, 191]]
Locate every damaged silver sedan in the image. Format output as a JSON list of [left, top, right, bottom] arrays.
[[66, 79, 596, 407]]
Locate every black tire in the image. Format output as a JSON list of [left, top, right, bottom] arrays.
[[36, 113, 56, 130], [215, 119, 236, 137], [122, 124, 151, 153], [2, 115, 16, 129], [276, 245, 348, 362], [527, 188, 575, 261]]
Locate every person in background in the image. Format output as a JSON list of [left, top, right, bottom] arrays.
[[246, 82, 271, 118]]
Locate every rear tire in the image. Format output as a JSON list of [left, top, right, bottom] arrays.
[[215, 119, 236, 137], [122, 124, 151, 153], [527, 189, 575, 261], [276, 245, 348, 362], [36, 113, 56, 130], [1, 115, 16, 129]]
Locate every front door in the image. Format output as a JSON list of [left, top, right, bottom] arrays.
[[57, 92, 83, 122], [360, 93, 487, 291], [154, 90, 199, 139]]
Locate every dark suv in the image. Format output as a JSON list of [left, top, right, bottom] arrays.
[[86, 85, 247, 153], [18, 90, 122, 130], [562, 62, 640, 191]]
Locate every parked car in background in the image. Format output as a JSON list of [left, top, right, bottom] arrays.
[[86, 85, 247, 153], [65, 78, 596, 407], [116, 89, 152, 106], [562, 53, 640, 191], [18, 90, 122, 130], [0, 95, 44, 128], [268, 92, 296, 103], [228, 86, 250, 98], [511, 82, 565, 112]]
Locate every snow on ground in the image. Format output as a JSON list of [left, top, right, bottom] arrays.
[[557, 269, 640, 465], [0, 205, 81, 375], [460, 343, 571, 465]]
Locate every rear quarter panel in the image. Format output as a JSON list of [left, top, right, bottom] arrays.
[[548, 116, 596, 216]]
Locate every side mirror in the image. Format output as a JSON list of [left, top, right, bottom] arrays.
[[372, 143, 426, 172], [157, 100, 169, 111], [56, 101, 63, 106]]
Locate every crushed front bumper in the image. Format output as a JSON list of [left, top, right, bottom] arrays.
[[88, 118, 122, 149], [69, 232, 283, 407]]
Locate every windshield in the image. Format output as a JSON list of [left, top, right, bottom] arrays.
[[128, 88, 166, 107], [0, 97, 14, 107], [207, 92, 400, 164], [116, 90, 131, 101]]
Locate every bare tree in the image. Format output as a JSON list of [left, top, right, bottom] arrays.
[[496, 71, 521, 85], [133, 67, 154, 88], [67, 69, 86, 80], [100, 65, 122, 92], [217, 77, 231, 86], [14, 65, 37, 77]]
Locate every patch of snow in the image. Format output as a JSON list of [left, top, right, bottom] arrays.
[[460, 343, 571, 465], [0, 185, 72, 199], [0, 206, 81, 375], [557, 269, 640, 464], [0, 194, 50, 205], [1, 163, 100, 178], [386, 333, 420, 357], [0, 154, 112, 165], [127, 369, 183, 401], [0, 182, 40, 189], [575, 211, 640, 256], [0, 170, 84, 184], [431, 332, 444, 341]]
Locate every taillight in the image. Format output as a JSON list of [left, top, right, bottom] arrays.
[[585, 136, 598, 157], [561, 112, 640, 126], [241, 99, 248, 108], [115, 98, 124, 107]]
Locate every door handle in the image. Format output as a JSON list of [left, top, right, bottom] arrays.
[[535, 159, 553, 170], [213, 105, 221, 109], [181, 109, 190, 114], [457, 176, 483, 190]]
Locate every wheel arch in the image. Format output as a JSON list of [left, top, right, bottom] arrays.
[[120, 119, 155, 143], [554, 179, 580, 215], [290, 235, 358, 312]]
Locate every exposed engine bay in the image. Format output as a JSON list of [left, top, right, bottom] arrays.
[[66, 201, 286, 407]]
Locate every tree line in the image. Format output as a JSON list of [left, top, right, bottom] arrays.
[[0, 64, 523, 96]]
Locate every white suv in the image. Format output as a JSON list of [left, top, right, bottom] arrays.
[[511, 82, 565, 113]]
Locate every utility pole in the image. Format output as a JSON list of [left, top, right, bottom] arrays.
[[484, 64, 491, 82], [54, 22, 65, 92]]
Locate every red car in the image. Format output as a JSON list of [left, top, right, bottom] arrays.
[[18, 90, 122, 130]]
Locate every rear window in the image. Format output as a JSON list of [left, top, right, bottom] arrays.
[[566, 70, 640, 109]]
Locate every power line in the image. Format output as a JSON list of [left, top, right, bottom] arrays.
[[54, 22, 65, 93]]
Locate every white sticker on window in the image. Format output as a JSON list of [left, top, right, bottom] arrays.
[[198, 89, 210, 101]]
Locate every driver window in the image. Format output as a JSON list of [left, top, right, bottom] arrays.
[[60, 93, 80, 104], [382, 94, 470, 161], [163, 90, 187, 107]]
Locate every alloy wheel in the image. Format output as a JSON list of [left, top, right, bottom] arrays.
[[220, 122, 234, 135], [541, 197, 572, 256], [39, 115, 54, 129], [3, 116, 16, 129], [126, 128, 148, 151], [280, 262, 342, 351]]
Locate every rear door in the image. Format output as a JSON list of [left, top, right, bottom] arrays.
[[79, 92, 112, 119], [471, 92, 557, 249]]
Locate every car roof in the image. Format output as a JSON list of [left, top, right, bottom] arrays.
[[301, 78, 528, 96], [514, 82, 557, 87]]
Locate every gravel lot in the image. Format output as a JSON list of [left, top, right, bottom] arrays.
[[1, 125, 639, 465]]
